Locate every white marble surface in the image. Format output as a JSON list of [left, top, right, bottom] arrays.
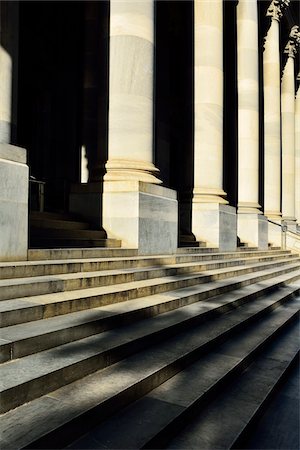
[[0, 155, 29, 261], [192, 204, 236, 251], [264, 19, 281, 218], [194, 0, 226, 203], [103, 181, 178, 255], [106, 0, 160, 184], [268, 221, 283, 247], [0, 143, 27, 163], [238, 213, 268, 250], [281, 57, 296, 221], [0, 46, 12, 144], [237, 0, 260, 212], [295, 86, 300, 225]]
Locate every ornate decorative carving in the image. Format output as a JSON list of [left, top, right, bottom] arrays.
[[266, 0, 290, 21], [284, 25, 300, 58]]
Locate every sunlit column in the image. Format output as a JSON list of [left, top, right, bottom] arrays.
[[104, 0, 161, 184], [263, 0, 289, 245], [281, 26, 300, 228], [0, 45, 12, 143], [295, 75, 300, 226], [237, 0, 267, 249], [192, 0, 236, 251]]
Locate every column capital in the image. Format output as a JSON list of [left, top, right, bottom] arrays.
[[284, 25, 300, 58], [266, 0, 289, 22]]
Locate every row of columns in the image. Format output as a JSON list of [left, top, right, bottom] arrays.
[[103, 0, 299, 251]]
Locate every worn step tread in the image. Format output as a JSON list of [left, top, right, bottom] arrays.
[[1, 272, 300, 361], [1, 258, 299, 304], [1, 263, 299, 329], [30, 218, 90, 230], [1, 291, 299, 449], [31, 227, 106, 239], [1, 253, 296, 286], [66, 301, 300, 450], [1, 255, 298, 301], [0, 250, 293, 280], [1, 249, 291, 269], [1, 282, 299, 415], [166, 317, 300, 449]]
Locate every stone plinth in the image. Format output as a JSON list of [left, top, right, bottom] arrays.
[[192, 203, 236, 251], [0, 143, 28, 261], [103, 181, 178, 255], [238, 213, 268, 249]]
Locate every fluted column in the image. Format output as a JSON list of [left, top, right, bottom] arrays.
[[103, 0, 178, 254], [237, 0, 267, 249], [296, 75, 300, 226], [192, 0, 236, 251], [263, 0, 289, 245], [104, 0, 161, 184], [281, 26, 299, 228]]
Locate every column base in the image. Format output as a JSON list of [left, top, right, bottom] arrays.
[[104, 159, 162, 185], [0, 144, 29, 261], [192, 203, 237, 251], [237, 212, 268, 250], [103, 181, 178, 255]]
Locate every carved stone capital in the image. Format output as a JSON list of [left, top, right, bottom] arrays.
[[284, 25, 300, 58], [266, 0, 290, 21]]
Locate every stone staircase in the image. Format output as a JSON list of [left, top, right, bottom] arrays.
[[0, 248, 299, 449], [29, 211, 121, 248]]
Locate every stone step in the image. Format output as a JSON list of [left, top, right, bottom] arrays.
[[31, 227, 107, 239], [1, 261, 299, 327], [164, 317, 299, 449], [176, 247, 218, 254], [1, 286, 298, 449], [0, 281, 298, 415], [0, 249, 293, 280], [30, 217, 90, 230], [29, 211, 83, 222], [30, 237, 121, 249], [1, 270, 299, 362], [28, 247, 139, 261], [66, 298, 300, 450], [1, 254, 297, 300]]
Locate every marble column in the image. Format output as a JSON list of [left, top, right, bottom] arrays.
[[281, 26, 299, 230], [295, 74, 300, 228], [237, 0, 267, 249], [103, 0, 178, 254], [263, 0, 289, 245], [104, 0, 160, 184], [192, 0, 236, 251]]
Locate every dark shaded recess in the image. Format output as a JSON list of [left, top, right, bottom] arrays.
[[258, 0, 267, 210], [81, 0, 109, 183], [17, 1, 84, 211], [223, 0, 238, 207], [155, 0, 194, 237]]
